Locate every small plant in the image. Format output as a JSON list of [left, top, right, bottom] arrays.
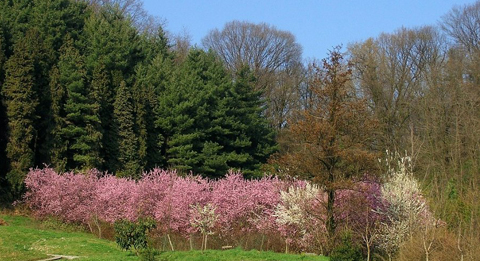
[[190, 203, 217, 251], [139, 247, 158, 261], [330, 230, 363, 261], [114, 218, 156, 255]]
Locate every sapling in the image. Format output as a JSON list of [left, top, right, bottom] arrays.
[[190, 203, 217, 251]]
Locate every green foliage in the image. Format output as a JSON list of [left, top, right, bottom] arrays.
[[329, 231, 363, 261], [0, 27, 10, 203], [156, 50, 277, 178], [58, 37, 102, 170], [114, 218, 156, 255], [1, 29, 41, 194], [139, 248, 158, 261], [114, 81, 141, 178], [133, 32, 173, 170], [216, 66, 277, 177], [48, 65, 68, 171], [83, 5, 141, 172]]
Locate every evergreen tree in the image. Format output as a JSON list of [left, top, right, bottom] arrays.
[[114, 81, 140, 178], [1, 29, 41, 193], [157, 50, 277, 177], [48, 65, 68, 171], [32, 0, 87, 58], [134, 30, 173, 170], [58, 37, 102, 170], [0, 27, 10, 203], [0, 0, 88, 169], [83, 6, 141, 170], [213, 66, 277, 177]]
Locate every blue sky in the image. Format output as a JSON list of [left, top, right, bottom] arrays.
[[142, 0, 476, 60]]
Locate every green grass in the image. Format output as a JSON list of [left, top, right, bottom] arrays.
[[0, 214, 329, 261], [157, 249, 329, 261], [0, 214, 139, 261]]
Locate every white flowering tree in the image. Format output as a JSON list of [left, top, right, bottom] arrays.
[[190, 203, 218, 251], [376, 151, 433, 260], [275, 182, 326, 253]]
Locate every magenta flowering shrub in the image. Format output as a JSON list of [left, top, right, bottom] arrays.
[[210, 171, 282, 236], [151, 172, 210, 235], [24, 168, 98, 223], [22, 166, 433, 253]]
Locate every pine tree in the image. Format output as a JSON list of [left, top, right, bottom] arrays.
[[114, 81, 140, 178], [133, 32, 173, 170], [155, 50, 220, 175], [213, 66, 277, 177], [90, 59, 117, 171], [58, 37, 102, 170], [156, 50, 277, 177], [83, 7, 141, 170], [1, 29, 40, 193], [48, 65, 68, 171], [0, 27, 9, 202]]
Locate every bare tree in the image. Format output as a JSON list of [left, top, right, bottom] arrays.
[[202, 20, 304, 129], [441, 1, 480, 53], [348, 26, 446, 153], [85, 0, 161, 34]]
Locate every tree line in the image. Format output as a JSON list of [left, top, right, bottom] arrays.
[[0, 0, 276, 201]]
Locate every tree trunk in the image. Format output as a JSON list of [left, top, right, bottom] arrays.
[[326, 187, 336, 240]]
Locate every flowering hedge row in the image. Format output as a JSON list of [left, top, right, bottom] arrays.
[[22, 165, 433, 253]]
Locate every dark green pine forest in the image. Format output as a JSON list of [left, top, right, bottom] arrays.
[[0, 0, 277, 200]]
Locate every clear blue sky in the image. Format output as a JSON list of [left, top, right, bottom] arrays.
[[142, 0, 476, 60]]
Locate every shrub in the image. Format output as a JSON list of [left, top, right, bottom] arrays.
[[139, 247, 158, 261], [329, 230, 363, 261], [114, 218, 156, 255]]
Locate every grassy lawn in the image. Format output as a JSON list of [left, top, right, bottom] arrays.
[[0, 214, 138, 261], [0, 214, 329, 261], [157, 249, 329, 261]]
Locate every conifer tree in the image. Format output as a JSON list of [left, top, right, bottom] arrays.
[[134, 33, 173, 170], [114, 81, 140, 178], [0, 28, 8, 201], [48, 65, 68, 171], [157, 50, 277, 177], [214, 66, 277, 177], [58, 37, 102, 170], [274, 49, 378, 249], [1, 29, 41, 193], [83, 7, 141, 170], [90, 60, 117, 171], [155, 50, 225, 175]]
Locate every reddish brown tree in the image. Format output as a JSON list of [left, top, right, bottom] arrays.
[[273, 48, 379, 247]]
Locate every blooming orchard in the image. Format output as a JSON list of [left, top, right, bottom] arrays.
[[23, 163, 433, 253]]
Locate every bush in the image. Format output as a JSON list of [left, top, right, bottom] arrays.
[[114, 218, 156, 254], [330, 231, 363, 261], [139, 247, 158, 261]]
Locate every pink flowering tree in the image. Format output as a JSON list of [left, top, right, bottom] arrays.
[[23, 167, 98, 224], [210, 171, 283, 245]]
